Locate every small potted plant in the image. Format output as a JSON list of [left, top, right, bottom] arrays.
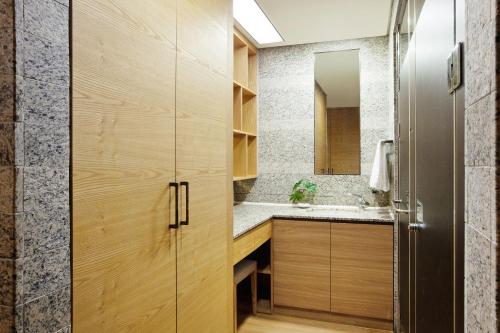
[[289, 179, 317, 208]]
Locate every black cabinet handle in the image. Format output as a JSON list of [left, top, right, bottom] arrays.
[[180, 181, 189, 226], [169, 182, 179, 229]]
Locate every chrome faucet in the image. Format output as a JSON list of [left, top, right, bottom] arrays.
[[348, 193, 370, 209]]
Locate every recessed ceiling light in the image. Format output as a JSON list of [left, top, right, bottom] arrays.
[[233, 0, 283, 45]]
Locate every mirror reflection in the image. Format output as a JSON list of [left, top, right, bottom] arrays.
[[314, 50, 361, 175]]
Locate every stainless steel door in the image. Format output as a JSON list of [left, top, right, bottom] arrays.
[[414, 0, 456, 331], [397, 0, 463, 331], [397, 18, 411, 333]]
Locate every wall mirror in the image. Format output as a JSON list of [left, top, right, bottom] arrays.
[[314, 50, 361, 175]]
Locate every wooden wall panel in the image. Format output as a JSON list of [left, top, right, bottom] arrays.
[[314, 82, 328, 174], [273, 220, 331, 312], [331, 223, 393, 320], [72, 1, 177, 332], [328, 107, 360, 175]]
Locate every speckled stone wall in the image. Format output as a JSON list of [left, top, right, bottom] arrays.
[[464, 0, 498, 331], [234, 37, 394, 207], [0, 0, 18, 331], [0, 0, 71, 332]]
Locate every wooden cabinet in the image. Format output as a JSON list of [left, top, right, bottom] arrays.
[[331, 223, 393, 320], [273, 220, 331, 312], [175, 0, 231, 332], [72, 0, 231, 332], [272, 220, 393, 322]]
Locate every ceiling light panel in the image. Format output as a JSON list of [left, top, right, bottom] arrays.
[[233, 0, 283, 44]]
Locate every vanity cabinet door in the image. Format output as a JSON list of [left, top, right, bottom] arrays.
[[273, 220, 331, 312], [331, 223, 393, 320]]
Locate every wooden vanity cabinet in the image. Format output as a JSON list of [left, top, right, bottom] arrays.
[[273, 220, 393, 322], [273, 220, 331, 312], [331, 223, 393, 320]]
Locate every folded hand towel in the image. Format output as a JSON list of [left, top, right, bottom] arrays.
[[369, 140, 390, 192]]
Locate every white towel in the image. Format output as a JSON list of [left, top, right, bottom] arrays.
[[369, 140, 390, 192]]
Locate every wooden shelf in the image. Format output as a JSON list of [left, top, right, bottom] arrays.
[[233, 175, 257, 182], [233, 129, 256, 136], [233, 132, 247, 179], [233, 28, 258, 182], [233, 80, 257, 97], [247, 136, 257, 176]]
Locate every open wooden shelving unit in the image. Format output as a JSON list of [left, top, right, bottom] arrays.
[[233, 29, 258, 181]]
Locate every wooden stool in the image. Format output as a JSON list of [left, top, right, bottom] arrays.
[[233, 259, 257, 332]]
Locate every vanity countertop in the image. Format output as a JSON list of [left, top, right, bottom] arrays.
[[233, 202, 395, 239]]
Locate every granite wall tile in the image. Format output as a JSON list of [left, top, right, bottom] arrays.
[[465, 86, 496, 167], [15, 75, 23, 123], [466, 225, 493, 332], [15, 258, 22, 307], [23, 32, 69, 86], [0, 75, 15, 122], [22, 78, 69, 125], [22, 246, 69, 303], [23, 167, 69, 214], [0, 0, 15, 28], [53, 0, 68, 7], [15, 305, 22, 333], [491, 241, 497, 332], [465, 3, 494, 107], [23, 286, 70, 333], [0, 259, 14, 307], [14, 167, 22, 214], [0, 214, 15, 259], [0, 123, 15, 166], [24, 123, 69, 168], [54, 326, 70, 333], [24, 210, 69, 257], [24, 0, 68, 44], [6, 0, 71, 330], [0, 305, 14, 333], [14, 0, 24, 78], [466, 167, 495, 236], [239, 36, 393, 206], [0, 166, 15, 214], [14, 213, 23, 259], [0, 26, 15, 75], [14, 123, 23, 167]]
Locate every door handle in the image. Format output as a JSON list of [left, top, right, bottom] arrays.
[[409, 222, 423, 231], [395, 208, 412, 214], [169, 182, 179, 229], [392, 199, 411, 214], [180, 181, 189, 226]]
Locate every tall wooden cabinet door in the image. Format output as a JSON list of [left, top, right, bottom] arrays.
[[331, 223, 393, 320], [72, 1, 177, 332], [175, 0, 231, 332], [273, 220, 331, 312]]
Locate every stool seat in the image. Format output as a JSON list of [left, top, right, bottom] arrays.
[[234, 259, 257, 284]]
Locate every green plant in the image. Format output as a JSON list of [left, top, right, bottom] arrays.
[[289, 179, 318, 204]]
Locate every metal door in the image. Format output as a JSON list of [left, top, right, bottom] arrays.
[[414, 0, 457, 331]]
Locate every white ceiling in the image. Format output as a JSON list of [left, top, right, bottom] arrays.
[[315, 50, 360, 108], [252, 0, 393, 48]]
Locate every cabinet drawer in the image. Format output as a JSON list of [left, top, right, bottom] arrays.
[[233, 220, 272, 265]]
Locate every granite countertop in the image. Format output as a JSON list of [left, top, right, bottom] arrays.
[[233, 202, 395, 238]]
